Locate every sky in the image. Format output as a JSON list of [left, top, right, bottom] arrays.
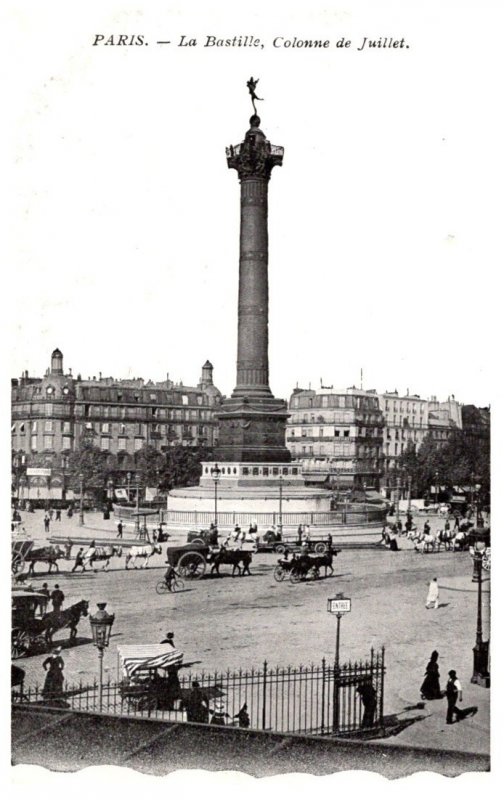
[[5, 0, 501, 408]]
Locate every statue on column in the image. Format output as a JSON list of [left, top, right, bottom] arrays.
[[247, 77, 263, 115]]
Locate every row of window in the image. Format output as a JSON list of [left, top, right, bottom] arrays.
[[81, 404, 210, 420], [291, 395, 380, 410]]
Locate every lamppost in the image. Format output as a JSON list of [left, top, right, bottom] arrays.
[[134, 472, 141, 536], [406, 473, 412, 514], [327, 593, 352, 732], [470, 542, 490, 687], [78, 473, 84, 526], [395, 471, 401, 527], [89, 603, 115, 712], [278, 474, 283, 536], [434, 471, 439, 507], [210, 463, 221, 527], [127, 471, 131, 502]]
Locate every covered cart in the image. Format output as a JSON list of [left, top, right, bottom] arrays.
[[12, 539, 34, 576], [11, 589, 49, 659]]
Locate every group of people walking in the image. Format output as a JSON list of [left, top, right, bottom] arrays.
[[420, 650, 467, 724]]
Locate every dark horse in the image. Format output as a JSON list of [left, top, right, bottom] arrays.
[[210, 549, 252, 577], [43, 599, 89, 645], [27, 545, 66, 576], [306, 548, 339, 577]]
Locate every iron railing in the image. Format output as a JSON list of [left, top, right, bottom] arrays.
[[164, 508, 386, 528], [12, 650, 385, 737]]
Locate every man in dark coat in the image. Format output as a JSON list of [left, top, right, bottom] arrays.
[[446, 670, 463, 724], [51, 584, 64, 612], [357, 681, 377, 728]]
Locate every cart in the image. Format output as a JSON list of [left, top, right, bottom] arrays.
[[12, 539, 34, 576], [117, 645, 220, 715]]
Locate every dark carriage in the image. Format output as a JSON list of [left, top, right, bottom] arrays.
[[12, 539, 34, 576], [187, 528, 219, 546], [165, 542, 253, 579], [11, 589, 49, 659], [274, 548, 340, 584]]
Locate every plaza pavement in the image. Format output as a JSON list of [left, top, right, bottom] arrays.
[[12, 509, 490, 759]]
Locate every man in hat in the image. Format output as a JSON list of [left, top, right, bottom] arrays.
[[446, 670, 463, 724], [50, 584, 64, 613], [71, 547, 85, 573], [160, 631, 175, 647], [183, 681, 209, 723], [210, 698, 230, 726]]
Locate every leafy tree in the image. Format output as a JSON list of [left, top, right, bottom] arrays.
[[133, 445, 167, 487], [66, 443, 111, 491], [159, 446, 214, 492]]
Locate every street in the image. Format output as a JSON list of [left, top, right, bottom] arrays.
[[13, 510, 490, 756]]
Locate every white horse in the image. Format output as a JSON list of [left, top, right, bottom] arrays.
[[413, 532, 438, 554], [125, 543, 162, 569], [83, 545, 122, 571]]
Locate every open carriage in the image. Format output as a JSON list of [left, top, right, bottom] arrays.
[[165, 542, 253, 580]]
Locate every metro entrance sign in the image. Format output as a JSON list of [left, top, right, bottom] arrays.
[[327, 597, 351, 615]]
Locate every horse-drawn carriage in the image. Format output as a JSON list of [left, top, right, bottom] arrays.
[[12, 538, 70, 576], [273, 548, 339, 583], [11, 539, 34, 576], [117, 645, 219, 716], [11, 587, 89, 659], [11, 589, 49, 658], [165, 542, 253, 580]]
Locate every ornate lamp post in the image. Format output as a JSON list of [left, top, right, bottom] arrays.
[[434, 471, 439, 507], [89, 602, 115, 712], [107, 477, 114, 503], [210, 463, 221, 527], [471, 542, 490, 686], [127, 471, 131, 502], [78, 473, 84, 526]]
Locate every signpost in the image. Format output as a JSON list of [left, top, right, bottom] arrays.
[[327, 593, 351, 731]]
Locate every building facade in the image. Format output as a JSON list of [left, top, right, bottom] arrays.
[[11, 349, 221, 502], [286, 387, 385, 491]]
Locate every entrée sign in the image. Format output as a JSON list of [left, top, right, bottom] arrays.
[[327, 598, 351, 614]]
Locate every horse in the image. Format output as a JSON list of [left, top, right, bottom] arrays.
[[27, 545, 66, 576], [83, 545, 122, 571], [436, 529, 456, 551], [43, 599, 89, 645], [413, 533, 438, 554], [209, 549, 252, 577], [125, 543, 162, 569], [453, 531, 470, 551], [306, 548, 339, 577]]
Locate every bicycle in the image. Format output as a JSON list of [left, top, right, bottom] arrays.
[[155, 577, 185, 594]]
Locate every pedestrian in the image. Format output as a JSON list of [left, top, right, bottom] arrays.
[[67, 506, 73, 518], [39, 582, 50, 615], [444, 518, 451, 533], [356, 680, 377, 728], [160, 631, 175, 647], [423, 520, 431, 536], [210, 699, 230, 726], [44, 513, 50, 533], [420, 650, 443, 699], [233, 702, 250, 728], [116, 521, 123, 539], [42, 647, 65, 700], [297, 524, 303, 545], [183, 681, 209, 723], [55, 508, 61, 521], [425, 577, 439, 609], [397, 518, 403, 533], [71, 547, 85, 573], [446, 670, 463, 724], [49, 508, 54, 521], [51, 584, 65, 613], [454, 513, 460, 531]]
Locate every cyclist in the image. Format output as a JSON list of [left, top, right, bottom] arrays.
[[164, 562, 181, 591]]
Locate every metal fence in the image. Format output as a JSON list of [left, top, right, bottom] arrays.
[[165, 508, 386, 528], [12, 649, 385, 737]]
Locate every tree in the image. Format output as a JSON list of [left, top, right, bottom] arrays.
[[133, 445, 167, 487], [66, 443, 111, 493], [159, 446, 214, 492]]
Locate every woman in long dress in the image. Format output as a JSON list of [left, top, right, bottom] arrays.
[[42, 648, 65, 699], [420, 650, 442, 699]]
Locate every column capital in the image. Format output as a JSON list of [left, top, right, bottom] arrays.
[[226, 116, 283, 181]]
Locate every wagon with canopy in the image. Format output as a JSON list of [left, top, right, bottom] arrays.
[[117, 645, 220, 715], [12, 539, 34, 576], [11, 589, 49, 658]]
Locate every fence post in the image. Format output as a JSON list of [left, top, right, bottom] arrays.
[[262, 660, 268, 730], [321, 658, 326, 734], [380, 646, 385, 727]]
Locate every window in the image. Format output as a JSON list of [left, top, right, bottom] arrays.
[[31, 421, 37, 433], [344, 430, 350, 438], [63, 421, 71, 433], [19, 423, 25, 435], [101, 423, 110, 433], [134, 438, 143, 451], [100, 437, 110, 451], [272, 467, 279, 476], [242, 467, 249, 475], [182, 395, 188, 405], [62, 436, 72, 450], [31, 435, 37, 451], [252, 467, 259, 476], [334, 429, 340, 437], [151, 407, 158, 417], [43, 435, 53, 450], [263, 467, 269, 476], [319, 428, 323, 438], [44, 420, 53, 432], [45, 403, 53, 415], [118, 437, 127, 451]]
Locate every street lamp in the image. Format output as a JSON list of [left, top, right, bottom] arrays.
[[89, 603, 115, 712], [210, 463, 221, 527], [434, 471, 439, 507], [470, 542, 490, 687], [134, 472, 141, 535], [78, 473, 84, 526], [278, 474, 283, 536], [127, 471, 131, 502]]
